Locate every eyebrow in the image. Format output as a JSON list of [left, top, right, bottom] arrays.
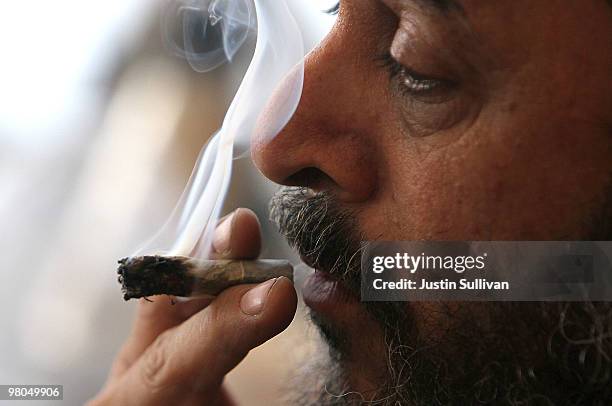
[[384, 0, 465, 17], [417, 0, 464, 14]]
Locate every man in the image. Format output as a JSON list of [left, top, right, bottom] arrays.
[[90, 0, 612, 404]]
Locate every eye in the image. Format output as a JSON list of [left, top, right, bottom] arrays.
[[378, 53, 469, 134], [399, 69, 442, 92], [380, 53, 455, 97]]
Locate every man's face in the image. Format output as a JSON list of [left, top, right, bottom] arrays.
[[253, 0, 612, 404]]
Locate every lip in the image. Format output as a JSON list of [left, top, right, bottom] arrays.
[[301, 270, 359, 316]]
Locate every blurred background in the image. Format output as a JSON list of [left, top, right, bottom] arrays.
[[0, 1, 335, 404]]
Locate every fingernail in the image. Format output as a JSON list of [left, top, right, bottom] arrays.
[[240, 278, 278, 316], [212, 211, 236, 255]]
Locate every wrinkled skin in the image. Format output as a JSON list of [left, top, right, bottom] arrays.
[[252, 0, 612, 404]]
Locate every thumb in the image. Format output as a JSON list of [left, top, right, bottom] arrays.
[[115, 276, 297, 405]]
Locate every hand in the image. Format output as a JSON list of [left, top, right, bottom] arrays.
[[88, 208, 297, 406]]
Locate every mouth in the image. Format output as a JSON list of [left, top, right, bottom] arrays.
[[300, 253, 359, 316], [268, 186, 363, 320]]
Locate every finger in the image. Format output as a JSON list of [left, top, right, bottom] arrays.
[[110, 208, 261, 378], [108, 296, 212, 380], [117, 277, 297, 405], [211, 208, 262, 259]]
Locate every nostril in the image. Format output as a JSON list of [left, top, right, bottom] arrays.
[[285, 167, 337, 192]]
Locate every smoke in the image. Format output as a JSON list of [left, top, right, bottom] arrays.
[[162, 0, 256, 73], [135, 0, 332, 259]]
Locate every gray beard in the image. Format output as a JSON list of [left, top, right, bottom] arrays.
[[286, 303, 612, 406], [270, 187, 612, 405]]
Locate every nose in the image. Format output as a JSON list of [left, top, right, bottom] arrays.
[[251, 27, 379, 203]]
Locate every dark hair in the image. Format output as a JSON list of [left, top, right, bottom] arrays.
[[325, 2, 340, 15]]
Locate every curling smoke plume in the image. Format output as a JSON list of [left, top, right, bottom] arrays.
[[137, 0, 317, 258]]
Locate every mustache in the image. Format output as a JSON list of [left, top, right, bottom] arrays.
[[269, 186, 363, 291]]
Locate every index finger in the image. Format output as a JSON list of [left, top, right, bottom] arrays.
[[109, 208, 262, 379]]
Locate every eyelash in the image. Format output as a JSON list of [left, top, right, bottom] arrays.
[[325, 2, 340, 15], [380, 53, 446, 95]]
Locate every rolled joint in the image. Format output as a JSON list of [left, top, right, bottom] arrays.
[[117, 256, 293, 300]]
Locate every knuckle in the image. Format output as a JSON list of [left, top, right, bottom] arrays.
[[203, 300, 249, 357], [204, 302, 238, 344], [139, 330, 178, 391], [197, 307, 227, 349], [203, 300, 224, 327]]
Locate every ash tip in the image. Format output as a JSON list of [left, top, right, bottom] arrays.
[[116, 255, 194, 300], [117, 257, 128, 276]]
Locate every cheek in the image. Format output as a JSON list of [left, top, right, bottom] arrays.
[[359, 110, 611, 240]]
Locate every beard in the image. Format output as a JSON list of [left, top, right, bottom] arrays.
[[269, 186, 612, 405]]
